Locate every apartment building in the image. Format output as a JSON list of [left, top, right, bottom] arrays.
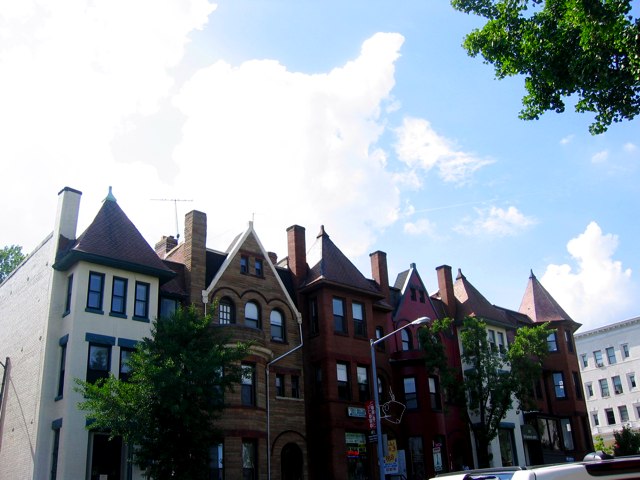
[[574, 316, 640, 445]]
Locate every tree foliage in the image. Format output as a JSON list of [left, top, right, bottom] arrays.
[[451, 0, 640, 134], [76, 306, 251, 480], [458, 317, 550, 467], [613, 424, 640, 455], [0, 244, 25, 282]]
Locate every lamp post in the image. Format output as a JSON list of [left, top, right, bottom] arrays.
[[370, 317, 430, 480]]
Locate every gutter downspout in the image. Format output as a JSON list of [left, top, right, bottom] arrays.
[[266, 313, 303, 480], [0, 357, 9, 450]]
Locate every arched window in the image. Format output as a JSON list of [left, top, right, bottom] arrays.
[[401, 329, 412, 351], [270, 309, 285, 342], [245, 301, 260, 329], [218, 297, 235, 325]]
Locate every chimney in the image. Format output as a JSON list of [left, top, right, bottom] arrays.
[[267, 251, 278, 265], [370, 251, 389, 301], [53, 187, 82, 259], [287, 225, 307, 284], [436, 265, 456, 319], [155, 235, 178, 258], [184, 211, 207, 311]]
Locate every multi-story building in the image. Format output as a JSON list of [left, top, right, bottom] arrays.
[[574, 316, 640, 445], [517, 271, 593, 464], [389, 263, 472, 477], [0, 187, 176, 479], [161, 211, 307, 480]]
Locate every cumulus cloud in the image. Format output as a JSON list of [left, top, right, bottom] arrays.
[[454, 206, 536, 236], [591, 150, 609, 163], [403, 218, 436, 236], [623, 142, 637, 153], [394, 117, 493, 185], [541, 222, 633, 331], [560, 134, 574, 145]]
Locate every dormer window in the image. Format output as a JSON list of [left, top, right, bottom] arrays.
[[255, 258, 263, 277], [240, 256, 249, 274]]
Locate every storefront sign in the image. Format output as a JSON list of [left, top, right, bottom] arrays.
[[385, 439, 399, 474], [347, 406, 366, 418]]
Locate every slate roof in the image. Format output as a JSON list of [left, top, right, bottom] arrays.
[[53, 192, 175, 283], [453, 269, 510, 327], [519, 271, 579, 326], [303, 226, 383, 297]]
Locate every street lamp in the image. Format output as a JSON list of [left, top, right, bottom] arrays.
[[370, 317, 430, 480]]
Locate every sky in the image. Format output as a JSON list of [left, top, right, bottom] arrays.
[[1, 0, 638, 333]]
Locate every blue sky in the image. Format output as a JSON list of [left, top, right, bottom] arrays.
[[1, 0, 638, 332]]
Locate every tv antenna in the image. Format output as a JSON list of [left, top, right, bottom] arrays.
[[151, 198, 193, 239]]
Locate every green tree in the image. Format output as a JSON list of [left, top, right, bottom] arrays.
[[451, 0, 640, 134], [613, 425, 640, 455], [458, 317, 550, 467], [76, 305, 251, 480], [0, 244, 25, 282]]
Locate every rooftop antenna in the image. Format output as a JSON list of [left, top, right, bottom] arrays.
[[151, 198, 193, 239]]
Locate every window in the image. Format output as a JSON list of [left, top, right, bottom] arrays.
[[357, 366, 369, 402], [580, 354, 588, 368], [210, 443, 224, 480], [605, 408, 616, 425], [254, 258, 263, 277], [86, 271, 105, 311], [375, 326, 385, 351], [622, 343, 630, 358], [488, 329, 497, 350], [612, 375, 623, 394], [241, 364, 256, 406], [134, 281, 150, 319], [599, 378, 610, 397], [410, 288, 417, 301], [606, 346, 616, 365], [628, 373, 637, 389], [119, 348, 133, 382], [497, 331, 506, 353], [291, 375, 300, 399], [419, 290, 425, 303], [352, 302, 366, 337], [160, 297, 178, 319], [64, 275, 73, 315], [572, 372, 582, 399], [337, 362, 350, 400], [240, 256, 248, 274], [401, 329, 412, 351], [404, 377, 418, 409], [270, 309, 284, 341], [564, 330, 574, 352], [594, 350, 604, 367], [275, 374, 285, 397], [553, 372, 566, 398], [219, 297, 235, 324], [547, 332, 558, 352], [429, 376, 441, 410], [56, 336, 68, 399], [309, 298, 319, 335], [51, 420, 62, 480], [560, 418, 574, 450], [333, 298, 346, 333], [245, 301, 260, 329], [619, 405, 629, 422], [592, 412, 599, 427], [87, 343, 111, 384], [586, 383, 593, 397], [537, 418, 561, 451], [110, 277, 127, 316], [242, 439, 257, 480]]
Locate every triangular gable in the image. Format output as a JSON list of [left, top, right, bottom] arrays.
[[202, 222, 300, 320]]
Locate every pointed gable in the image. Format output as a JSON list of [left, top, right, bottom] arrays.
[[519, 270, 577, 325], [303, 226, 381, 297], [453, 269, 508, 325], [53, 190, 175, 282]]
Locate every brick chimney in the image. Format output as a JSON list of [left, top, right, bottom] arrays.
[[267, 251, 278, 265], [287, 225, 307, 285], [370, 250, 389, 301], [154, 235, 178, 259], [184, 211, 207, 311], [436, 265, 456, 319], [53, 187, 82, 260]]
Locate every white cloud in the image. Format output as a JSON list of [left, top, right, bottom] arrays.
[[560, 134, 574, 145], [623, 142, 637, 153], [454, 206, 536, 236], [541, 222, 633, 331], [591, 150, 609, 163], [403, 218, 436, 236], [394, 117, 493, 185]]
